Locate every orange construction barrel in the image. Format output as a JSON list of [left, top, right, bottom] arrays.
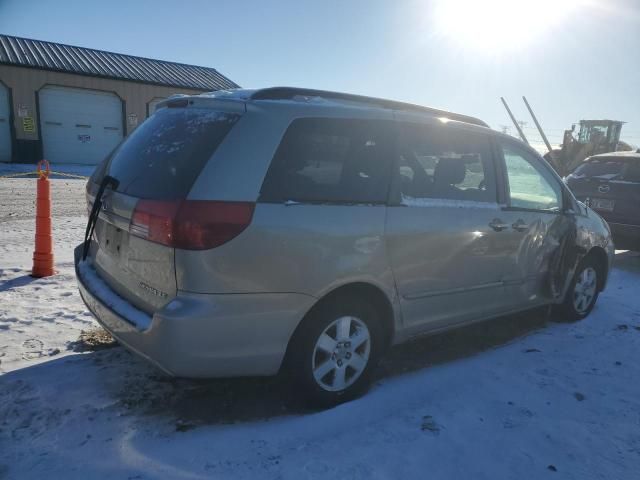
[[32, 160, 55, 277]]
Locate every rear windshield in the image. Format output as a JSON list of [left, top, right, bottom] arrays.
[[91, 107, 240, 199]]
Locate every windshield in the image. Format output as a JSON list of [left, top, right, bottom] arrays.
[[578, 123, 611, 144], [571, 158, 625, 179]]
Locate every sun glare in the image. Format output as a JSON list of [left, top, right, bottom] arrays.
[[431, 0, 589, 54]]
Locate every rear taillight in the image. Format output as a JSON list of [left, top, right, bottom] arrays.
[[130, 200, 255, 250]]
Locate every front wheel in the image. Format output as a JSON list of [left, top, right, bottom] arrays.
[[286, 296, 383, 407], [557, 256, 600, 322]]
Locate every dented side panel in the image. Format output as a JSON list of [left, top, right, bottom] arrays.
[[492, 135, 614, 311], [498, 205, 613, 309], [497, 210, 572, 307], [574, 206, 615, 288]]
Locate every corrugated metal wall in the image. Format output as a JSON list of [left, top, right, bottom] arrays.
[[0, 34, 239, 91], [0, 64, 205, 142]]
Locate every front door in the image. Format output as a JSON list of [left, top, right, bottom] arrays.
[[385, 121, 511, 336], [495, 139, 574, 308]]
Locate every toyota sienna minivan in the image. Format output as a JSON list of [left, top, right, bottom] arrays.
[[76, 87, 614, 405]]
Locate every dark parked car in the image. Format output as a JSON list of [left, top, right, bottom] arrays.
[[565, 151, 640, 251]]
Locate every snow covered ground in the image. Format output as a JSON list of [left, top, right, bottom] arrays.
[[1, 176, 640, 479]]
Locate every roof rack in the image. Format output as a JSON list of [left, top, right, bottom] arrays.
[[250, 87, 489, 128]]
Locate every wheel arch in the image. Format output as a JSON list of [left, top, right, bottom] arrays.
[[584, 246, 609, 291], [282, 281, 396, 371]]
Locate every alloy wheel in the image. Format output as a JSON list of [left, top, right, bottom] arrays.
[[573, 266, 597, 314], [311, 316, 371, 392]]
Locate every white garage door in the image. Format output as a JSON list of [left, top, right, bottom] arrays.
[[39, 86, 123, 165], [0, 83, 11, 163]]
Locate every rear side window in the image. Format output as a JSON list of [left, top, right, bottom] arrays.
[[395, 123, 497, 203], [97, 107, 240, 199], [260, 118, 394, 204]]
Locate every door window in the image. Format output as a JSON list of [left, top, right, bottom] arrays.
[[396, 123, 497, 203], [260, 118, 395, 204], [501, 144, 562, 211]]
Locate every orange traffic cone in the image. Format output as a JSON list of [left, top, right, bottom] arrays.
[[32, 159, 55, 277]]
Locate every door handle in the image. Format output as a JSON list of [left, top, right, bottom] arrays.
[[488, 218, 509, 231], [512, 219, 529, 232]]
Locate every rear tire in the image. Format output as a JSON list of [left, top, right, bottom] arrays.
[[556, 256, 600, 322], [286, 295, 384, 408]]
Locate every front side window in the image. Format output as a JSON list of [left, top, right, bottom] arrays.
[[260, 118, 394, 203], [501, 144, 562, 212], [396, 123, 497, 203]]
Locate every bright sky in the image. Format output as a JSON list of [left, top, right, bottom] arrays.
[[1, 0, 639, 149]]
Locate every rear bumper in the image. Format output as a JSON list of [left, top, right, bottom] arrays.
[[74, 245, 315, 378]]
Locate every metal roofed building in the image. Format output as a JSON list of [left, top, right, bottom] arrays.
[[0, 34, 239, 164]]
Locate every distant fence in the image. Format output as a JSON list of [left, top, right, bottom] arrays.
[[0, 170, 89, 179]]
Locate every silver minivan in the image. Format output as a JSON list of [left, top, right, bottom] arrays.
[[76, 87, 614, 405]]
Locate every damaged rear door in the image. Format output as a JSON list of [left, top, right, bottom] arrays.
[[495, 139, 577, 307]]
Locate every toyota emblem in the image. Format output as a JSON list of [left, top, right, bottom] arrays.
[[598, 184, 610, 193]]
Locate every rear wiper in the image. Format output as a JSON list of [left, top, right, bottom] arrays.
[[82, 175, 119, 261]]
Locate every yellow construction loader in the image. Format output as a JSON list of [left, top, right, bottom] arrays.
[[543, 120, 630, 176], [501, 97, 632, 176]]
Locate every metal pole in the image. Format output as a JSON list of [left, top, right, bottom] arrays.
[[522, 96, 563, 172], [500, 97, 528, 145], [522, 96, 554, 153]]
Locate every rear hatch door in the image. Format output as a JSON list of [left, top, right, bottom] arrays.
[[86, 102, 242, 314]]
